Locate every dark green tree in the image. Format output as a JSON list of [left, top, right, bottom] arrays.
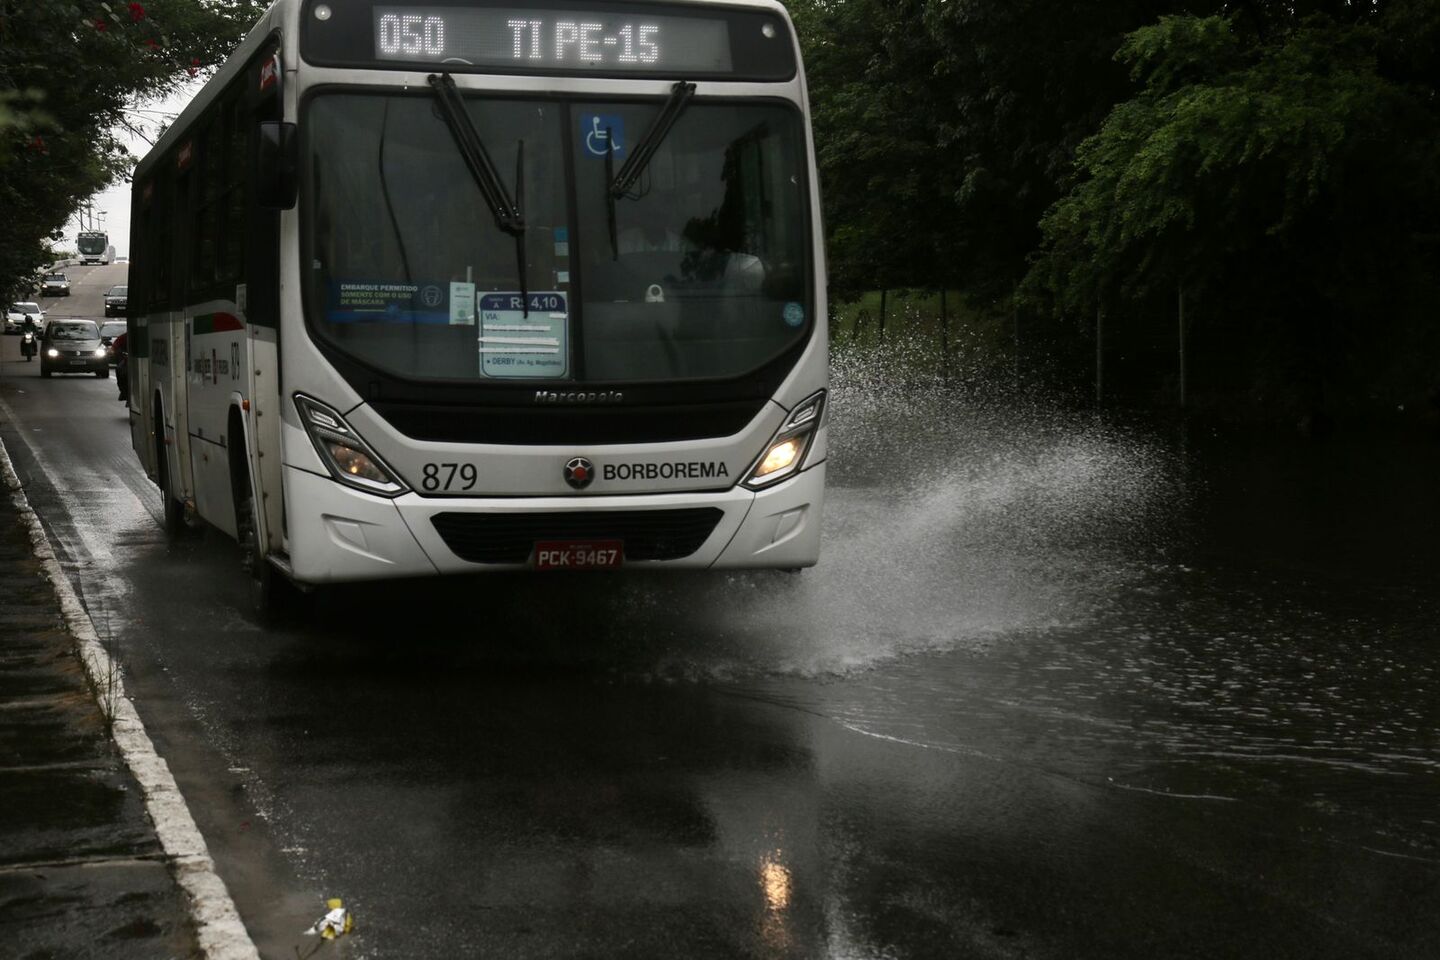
[[791, 0, 1234, 306], [791, 0, 960, 301], [916, 0, 1198, 300], [1027, 11, 1440, 410], [0, 0, 266, 301]]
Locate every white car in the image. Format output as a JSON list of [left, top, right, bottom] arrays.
[[41, 273, 71, 296], [5, 302, 46, 334]]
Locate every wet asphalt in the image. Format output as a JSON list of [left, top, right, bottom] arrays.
[[1, 264, 1438, 958]]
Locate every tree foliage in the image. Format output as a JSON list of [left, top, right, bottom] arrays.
[[0, 0, 265, 301], [790, 0, 956, 300], [1023, 8, 1440, 408], [1028, 13, 1440, 313], [792, 0, 1206, 302], [792, 0, 1440, 410]]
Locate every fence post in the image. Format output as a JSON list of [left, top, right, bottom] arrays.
[[1178, 286, 1188, 409], [1012, 291, 1021, 385], [1095, 306, 1105, 407], [878, 289, 888, 342], [939, 289, 949, 367]]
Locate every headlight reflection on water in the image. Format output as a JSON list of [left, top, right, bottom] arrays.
[[760, 853, 792, 911], [758, 851, 794, 951]]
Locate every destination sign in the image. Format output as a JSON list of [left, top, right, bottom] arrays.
[[300, 0, 794, 81], [372, 6, 732, 73]]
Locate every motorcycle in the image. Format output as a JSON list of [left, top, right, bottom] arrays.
[[20, 330, 35, 361]]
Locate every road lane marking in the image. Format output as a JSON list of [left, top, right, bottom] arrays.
[[0, 437, 261, 960]]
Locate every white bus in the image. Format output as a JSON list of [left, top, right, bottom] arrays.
[[77, 231, 111, 264], [127, 0, 827, 609]]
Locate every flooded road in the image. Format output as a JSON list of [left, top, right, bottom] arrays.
[[2, 325, 1438, 958]]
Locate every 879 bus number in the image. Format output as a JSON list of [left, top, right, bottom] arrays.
[[422, 462, 477, 492]]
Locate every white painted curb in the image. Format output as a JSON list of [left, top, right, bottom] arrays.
[[0, 438, 261, 960]]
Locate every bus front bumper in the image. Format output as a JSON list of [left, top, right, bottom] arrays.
[[283, 463, 825, 584]]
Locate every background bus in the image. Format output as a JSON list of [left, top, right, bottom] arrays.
[[127, 0, 826, 612], [77, 231, 111, 264]]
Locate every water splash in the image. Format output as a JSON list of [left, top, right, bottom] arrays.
[[600, 337, 1183, 678]]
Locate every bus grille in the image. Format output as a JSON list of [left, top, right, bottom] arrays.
[[431, 508, 726, 564], [373, 401, 767, 445]]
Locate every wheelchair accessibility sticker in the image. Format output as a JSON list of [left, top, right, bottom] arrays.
[[583, 115, 625, 159]]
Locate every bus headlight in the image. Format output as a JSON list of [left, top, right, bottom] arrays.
[[756, 438, 802, 477], [46, 348, 59, 358], [94, 348, 107, 358], [294, 394, 407, 497], [744, 390, 825, 489]]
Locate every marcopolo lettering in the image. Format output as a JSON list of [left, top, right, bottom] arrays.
[[534, 390, 624, 404], [602, 462, 730, 481]]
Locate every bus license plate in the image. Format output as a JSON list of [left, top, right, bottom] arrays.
[[535, 540, 623, 571]]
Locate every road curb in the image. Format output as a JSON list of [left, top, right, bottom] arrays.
[[0, 436, 261, 960]]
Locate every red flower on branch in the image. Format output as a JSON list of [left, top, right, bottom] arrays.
[[145, 38, 159, 49], [187, 57, 200, 78], [93, 18, 107, 31], [29, 136, 48, 154], [128, 3, 146, 22]]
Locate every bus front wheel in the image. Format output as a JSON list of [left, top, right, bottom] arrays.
[[235, 481, 280, 621], [230, 415, 298, 623]]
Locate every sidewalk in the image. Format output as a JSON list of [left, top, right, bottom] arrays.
[[0, 472, 200, 957]]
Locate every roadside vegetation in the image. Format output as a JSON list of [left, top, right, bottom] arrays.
[[794, 0, 1440, 423]]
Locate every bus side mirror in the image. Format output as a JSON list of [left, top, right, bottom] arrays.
[[257, 121, 298, 210]]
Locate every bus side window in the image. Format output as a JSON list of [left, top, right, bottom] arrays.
[[154, 174, 172, 309], [191, 117, 222, 296], [172, 167, 190, 306], [220, 96, 247, 287]]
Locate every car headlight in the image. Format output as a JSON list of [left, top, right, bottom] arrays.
[[93, 348, 107, 358], [743, 390, 826, 489], [46, 348, 58, 358], [293, 394, 407, 497]]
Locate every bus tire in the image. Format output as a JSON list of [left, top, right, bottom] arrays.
[[230, 410, 294, 623], [95, 367, 109, 379], [236, 486, 279, 622], [154, 397, 185, 539]]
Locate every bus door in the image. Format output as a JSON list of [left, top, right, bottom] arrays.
[[169, 152, 196, 508], [242, 46, 286, 557]]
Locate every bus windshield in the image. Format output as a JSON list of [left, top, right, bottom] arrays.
[[303, 92, 811, 384], [77, 234, 107, 254]]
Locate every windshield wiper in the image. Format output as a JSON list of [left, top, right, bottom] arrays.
[[428, 72, 529, 314], [605, 123, 619, 259], [610, 81, 696, 200], [376, 99, 415, 289]]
